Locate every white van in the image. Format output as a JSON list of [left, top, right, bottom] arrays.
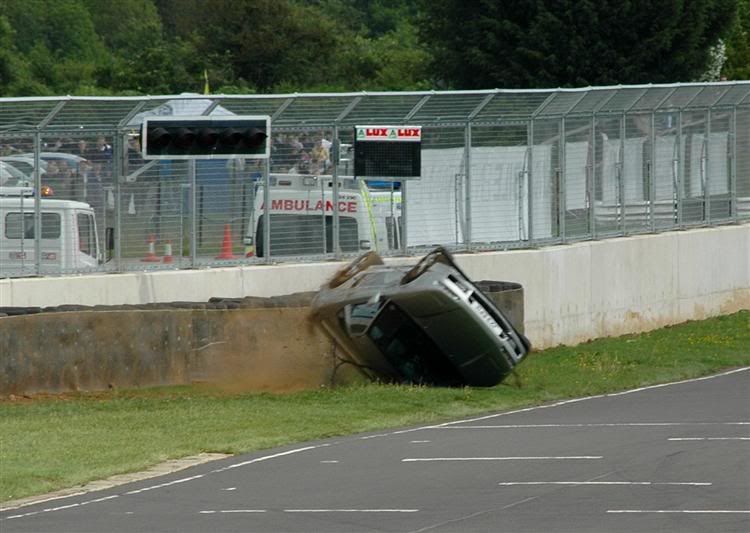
[[0, 187, 104, 277], [243, 174, 401, 258]]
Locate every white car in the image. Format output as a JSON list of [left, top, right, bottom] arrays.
[[0, 155, 48, 181], [0, 161, 32, 187]]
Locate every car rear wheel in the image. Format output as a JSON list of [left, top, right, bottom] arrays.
[[328, 251, 384, 288], [400, 246, 456, 284]]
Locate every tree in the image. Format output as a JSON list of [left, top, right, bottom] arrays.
[[163, 0, 341, 93], [1, 0, 109, 94], [724, 0, 750, 79], [417, 0, 739, 89]]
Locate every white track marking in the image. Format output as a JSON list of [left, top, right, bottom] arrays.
[[668, 437, 750, 441], [360, 434, 390, 440], [498, 481, 711, 486], [285, 509, 419, 513], [4, 368, 747, 522], [426, 367, 750, 429], [221, 487, 237, 491], [320, 460, 340, 463], [410, 440, 431, 444], [199, 509, 419, 514], [125, 474, 205, 495], [212, 444, 326, 472], [404, 456, 602, 462], [608, 509, 750, 514], [436, 422, 749, 429], [2, 446, 324, 521], [4, 495, 119, 521]]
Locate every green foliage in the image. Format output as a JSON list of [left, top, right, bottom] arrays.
[[724, 0, 750, 79], [0, 0, 746, 96], [417, 0, 740, 88]]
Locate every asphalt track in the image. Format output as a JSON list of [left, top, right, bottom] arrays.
[[2, 368, 748, 533]]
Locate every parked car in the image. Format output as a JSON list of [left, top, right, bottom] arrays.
[[310, 247, 531, 387], [0, 155, 47, 181], [0, 161, 32, 187]]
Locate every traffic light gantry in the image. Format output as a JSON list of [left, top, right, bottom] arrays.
[[141, 115, 270, 159]]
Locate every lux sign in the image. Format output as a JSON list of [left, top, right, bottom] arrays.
[[356, 125, 422, 142]]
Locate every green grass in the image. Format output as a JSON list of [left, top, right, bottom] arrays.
[[1, 311, 748, 503]]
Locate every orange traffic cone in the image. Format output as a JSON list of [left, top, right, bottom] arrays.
[[141, 234, 160, 262], [215, 224, 237, 259], [163, 241, 174, 263]]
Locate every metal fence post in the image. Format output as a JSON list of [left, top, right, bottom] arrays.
[[650, 112, 657, 232], [464, 121, 472, 249], [401, 179, 408, 256], [262, 154, 271, 263], [332, 123, 340, 257], [189, 160, 197, 267], [705, 108, 712, 225], [33, 132, 42, 275], [618, 114, 626, 236], [731, 104, 738, 222], [560, 116, 567, 242], [527, 118, 534, 242], [677, 110, 684, 228], [589, 114, 597, 239]]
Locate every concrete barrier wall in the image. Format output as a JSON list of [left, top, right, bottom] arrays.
[[0, 307, 343, 395], [2, 224, 748, 349]]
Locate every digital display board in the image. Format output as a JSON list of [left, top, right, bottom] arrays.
[[353, 126, 421, 179]]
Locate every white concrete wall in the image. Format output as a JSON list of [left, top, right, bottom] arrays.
[[2, 224, 748, 349]]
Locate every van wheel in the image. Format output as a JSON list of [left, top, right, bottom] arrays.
[[400, 246, 455, 285], [328, 251, 384, 288]]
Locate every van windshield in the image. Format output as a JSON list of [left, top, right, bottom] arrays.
[[255, 214, 359, 256], [366, 301, 461, 386]]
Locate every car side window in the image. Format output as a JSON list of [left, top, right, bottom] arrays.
[[338, 299, 385, 337]]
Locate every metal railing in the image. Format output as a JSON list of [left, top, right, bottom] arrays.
[[1, 82, 748, 277]]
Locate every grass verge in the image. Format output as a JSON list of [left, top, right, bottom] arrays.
[[1, 310, 748, 503]]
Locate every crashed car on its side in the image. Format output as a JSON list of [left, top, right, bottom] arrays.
[[310, 247, 531, 387]]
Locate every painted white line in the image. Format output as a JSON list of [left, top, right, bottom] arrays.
[[125, 474, 205, 495], [320, 460, 340, 463], [212, 444, 325, 472], [607, 367, 750, 396], [404, 456, 602, 462], [200, 510, 267, 514], [284, 509, 419, 513], [498, 481, 711, 486], [668, 437, 750, 441], [436, 422, 749, 429], [2, 446, 326, 522], [410, 440, 431, 444], [428, 367, 750, 429], [608, 510, 750, 514], [0, 491, 87, 512], [4, 495, 119, 521], [222, 487, 237, 491]]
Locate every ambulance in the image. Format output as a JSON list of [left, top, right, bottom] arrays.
[[0, 186, 106, 277], [243, 174, 401, 258]]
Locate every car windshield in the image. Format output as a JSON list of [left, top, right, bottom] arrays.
[[366, 301, 461, 386]]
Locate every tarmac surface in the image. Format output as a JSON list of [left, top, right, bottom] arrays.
[[2, 367, 748, 533]]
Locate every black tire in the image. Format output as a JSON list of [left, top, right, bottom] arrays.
[[328, 251, 384, 288], [400, 246, 456, 285]]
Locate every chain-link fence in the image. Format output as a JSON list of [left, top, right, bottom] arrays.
[[1, 83, 748, 278]]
